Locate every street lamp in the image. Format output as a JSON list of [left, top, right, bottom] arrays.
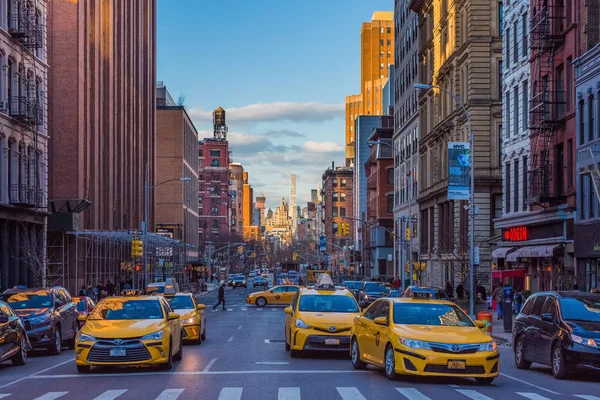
[[414, 82, 476, 317], [143, 176, 191, 288]]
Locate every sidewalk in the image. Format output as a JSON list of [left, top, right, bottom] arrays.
[[489, 310, 513, 346]]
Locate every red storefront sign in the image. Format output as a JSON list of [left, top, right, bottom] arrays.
[[503, 226, 528, 242]]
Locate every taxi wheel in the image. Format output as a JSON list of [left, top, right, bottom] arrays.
[[285, 333, 290, 351], [76, 365, 91, 373], [290, 349, 302, 358], [174, 337, 183, 361], [201, 323, 207, 341], [475, 377, 494, 385], [351, 338, 366, 370], [160, 341, 173, 370], [384, 344, 398, 380], [256, 297, 267, 307], [11, 335, 27, 366]]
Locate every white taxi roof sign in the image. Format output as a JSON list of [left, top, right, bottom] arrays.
[[315, 273, 335, 289]]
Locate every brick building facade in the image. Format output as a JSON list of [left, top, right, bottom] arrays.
[[322, 165, 354, 259], [198, 138, 230, 241]]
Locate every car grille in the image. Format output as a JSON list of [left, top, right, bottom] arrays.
[[430, 343, 480, 354], [87, 341, 151, 363], [312, 326, 351, 334], [304, 335, 350, 350], [424, 364, 485, 374]]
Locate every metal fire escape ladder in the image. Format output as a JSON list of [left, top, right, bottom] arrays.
[[578, 147, 600, 204]]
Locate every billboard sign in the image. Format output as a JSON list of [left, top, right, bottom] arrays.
[[448, 142, 470, 200]]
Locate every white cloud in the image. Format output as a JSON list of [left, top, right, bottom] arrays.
[[189, 101, 344, 124], [302, 140, 345, 153]]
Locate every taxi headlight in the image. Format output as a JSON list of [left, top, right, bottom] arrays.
[[478, 341, 497, 352], [400, 337, 431, 350], [77, 332, 96, 342], [571, 334, 598, 348], [295, 319, 311, 329], [182, 317, 197, 325], [141, 331, 165, 341]]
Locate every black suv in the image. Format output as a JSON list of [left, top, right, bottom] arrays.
[[1, 287, 79, 355], [513, 291, 600, 379]]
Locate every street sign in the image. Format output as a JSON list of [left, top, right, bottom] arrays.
[[128, 229, 142, 235]]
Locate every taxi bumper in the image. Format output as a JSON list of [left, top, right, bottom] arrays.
[[75, 337, 171, 366], [291, 328, 352, 352], [181, 324, 200, 341], [393, 347, 499, 378], [245, 296, 255, 304]]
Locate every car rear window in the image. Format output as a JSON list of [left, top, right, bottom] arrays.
[[166, 296, 194, 309], [559, 297, 600, 322], [393, 303, 474, 327], [298, 295, 359, 313], [365, 283, 388, 293]]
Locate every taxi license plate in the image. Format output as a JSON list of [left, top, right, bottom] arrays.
[[110, 347, 126, 357], [325, 339, 340, 345], [447, 360, 466, 370]]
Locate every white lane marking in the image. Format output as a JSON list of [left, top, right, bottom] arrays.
[[517, 394, 551, 400], [217, 388, 243, 400], [455, 389, 494, 400], [449, 385, 460, 388], [238, 325, 242, 330], [396, 388, 431, 400], [255, 361, 290, 365], [0, 358, 73, 389], [241, 308, 247, 311], [575, 396, 600, 400], [203, 358, 217, 372], [278, 387, 300, 400], [228, 336, 234, 342], [336, 387, 367, 400], [33, 393, 68, 400], [155, 389, 185, 400], [32, 369, 370, 378], [92, 390, 128, 400], [227, 309, 233, 312], [0, 395, 10, 399], [500, 373, 560, 395], [256, 308, 263, 311]]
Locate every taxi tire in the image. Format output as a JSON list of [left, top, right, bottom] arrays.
[[285, 335, 290, 351], [256, 297, 267, 307], [351, 338, 367, 369], [475, 377, 494, 385], [160, 341, 173, 371], [384, 344, 399, 380], [174, 336, 183, 361], [76, 365, 91, 373], [11, 335, 27, 366], [290, 349, 301, 358], [201, 323, 206, 341]]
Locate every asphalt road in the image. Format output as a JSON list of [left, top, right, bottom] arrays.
[[0, 284, 598, 399]]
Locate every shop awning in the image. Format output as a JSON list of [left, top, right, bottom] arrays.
[[491, 247, 515, 259], [506, 244, 559, 262]]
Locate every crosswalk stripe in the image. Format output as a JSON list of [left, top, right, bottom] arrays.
[[33, 393, 68, 400], [218, 388, 243, 400], [517, 393, 551, 400], [336, 387, 367, 400], [455, 389, 494, 400], [155, 389, 184, 400], [93, 390, 128, 400], [574, 396, 600, 400], [396, 388, 431, 400], [278, 387, 301, 400]]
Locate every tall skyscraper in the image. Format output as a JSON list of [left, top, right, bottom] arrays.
[[345, 11, 395, 166], [290, 174, 297, 236]]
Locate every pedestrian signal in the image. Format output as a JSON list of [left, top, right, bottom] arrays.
[[131, 239, 143, 257]]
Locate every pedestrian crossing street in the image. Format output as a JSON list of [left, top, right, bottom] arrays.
[[2, 387, 598, 400]]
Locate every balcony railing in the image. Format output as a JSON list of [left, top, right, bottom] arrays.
[[9, 96, 43, 125], [9, 184, 43, 207], [8, 14, 43, 49]]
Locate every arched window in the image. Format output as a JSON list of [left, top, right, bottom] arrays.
[[211, 206, 218, 216], [210, 159, 220, 167], [579, 100, 585, 144], [7, 138, 14, 187], [18, 141, 25, 186], [27, 145, 34, 188], [212, 220, 219, 229], [589, 95, 595, 142]]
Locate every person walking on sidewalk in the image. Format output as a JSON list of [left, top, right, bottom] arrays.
[[213, 284, 227, 310], [493, 285, 504, 320]]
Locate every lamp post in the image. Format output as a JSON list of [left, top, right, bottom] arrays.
[[143, 176, 191, 288], [414, 83, 475, 317]]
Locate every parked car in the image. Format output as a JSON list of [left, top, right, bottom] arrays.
[[513, 291, 600, 379], [1, 287, 79, 355], [0, 301, 30, 366], [402, 285, 450, 300], [231, 276, 247, 288], [72, 296, 96, 328]]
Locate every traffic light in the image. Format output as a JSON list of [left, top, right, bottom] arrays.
[[293, 251, 298, 261], [340, 222, 349, 235], [237, 245, 244, 254], [131, 239, 143, 258], [405, 227, 411, 241]]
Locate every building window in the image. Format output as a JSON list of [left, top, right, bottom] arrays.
[[522, 81, 528, 130], [387, 194, 393, 213], [212, 220, 219, 229], [498, 61, 503, 97], [380, 39, 384, 46], [339, 193, 347, 202], [514, 87, 519, 135], [211, 206, 218, 216], [566, 57, 572, 111], [513, 20, 518, 61], [506, 27, 510, 66], [522, 12, 528, 56], [332, 193, 339, 202], [210, 159, 220, 167], [523, 155, 528, 201], [332, 207, 339, 217], [387, 168, 394, 185], [505, 92, 511, 138], [332, 178, 338, 187], [514, 159, 519, 212], [198, 149, 203, 157], [494, 194, 502, 219], [340, 179, 347, 187], [340, 207, 346, 217], [505, 162, 511, 212], [210, 149, 221, 157], [580, 101, 585, 144], [556, 66, 565, 118], [590, 95, 595, 142], [499, 2, 504, 35], [333, 222, 339, 235]]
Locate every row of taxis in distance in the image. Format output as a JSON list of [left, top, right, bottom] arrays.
[[282, 276, 498, 384], [75, 288, 206, 372]]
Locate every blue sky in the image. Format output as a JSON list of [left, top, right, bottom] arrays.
[[157, 0, 393, 209]]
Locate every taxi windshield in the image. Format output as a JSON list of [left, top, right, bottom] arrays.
[[88, 299, 164, 320], [393, 303, 474, 327], [166, 296, 194, 309], [2, 292, 52, 309], [299, 295, 359, 313]]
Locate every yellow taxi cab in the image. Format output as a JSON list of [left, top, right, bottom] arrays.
[[350, 296, 499, 384], [284, 275, 360, 357], [74, 291, 183, 373], [163, 292, 206, 344], [245, 285, 301, 307]]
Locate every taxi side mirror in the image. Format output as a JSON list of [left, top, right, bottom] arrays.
[[475, 320, 487, 329], [197, 304, 206, 310], [77, 314, 88, 322], [167, 312, 180, 321], [374, 316, 388, 326], [284, 307, 293, 315]]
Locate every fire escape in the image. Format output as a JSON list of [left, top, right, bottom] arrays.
[[527, 0, 566, 206], [7, 0, 44, 208]]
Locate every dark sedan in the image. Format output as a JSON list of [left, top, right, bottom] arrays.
[[0, 301, 30, 366], [513, 291, 600, 379], [402, 285, 450, 300], [357, 282, 390, 307], [231, 276, 247, 288]]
